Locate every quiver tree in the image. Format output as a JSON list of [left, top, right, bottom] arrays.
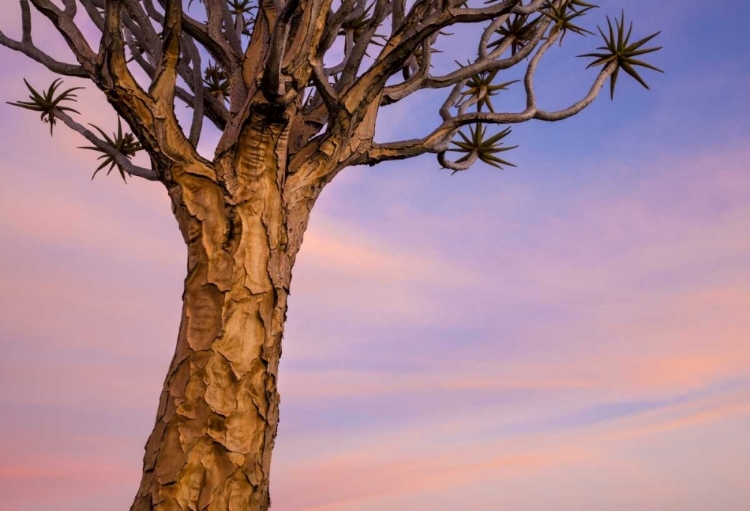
[[0, 0, 662, 509]]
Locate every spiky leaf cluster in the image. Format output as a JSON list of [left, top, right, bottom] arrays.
[[488, 13, 542, 56], [228, 0, 256, 17], [80, 118, 143, 182], [187, 0, 257, 36], [228, 0, 258, 36], [460, 70, 518, 113], [339, 5, 386, 56], [203, 63, 230, 100], [409, 42, 442, 73], [578, 11, 663, 98], [541, 0, 596, 45], [558, 0, 599, 11], [447, 62, 520, 174], [448, 124, 517, 173], [7, 79, 81, 135]]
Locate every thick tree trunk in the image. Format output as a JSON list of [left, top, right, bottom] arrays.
[[130, 272, 287, 511], [131, 114, 308, 511]]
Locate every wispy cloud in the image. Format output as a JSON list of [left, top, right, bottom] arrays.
[[2, 1, 750, 510]]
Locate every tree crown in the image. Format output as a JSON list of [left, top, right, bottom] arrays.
[[0, 0, 663, 182]]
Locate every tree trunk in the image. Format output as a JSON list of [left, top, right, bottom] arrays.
[[130, 276, 287, 511], [131, 115, 307, 511]]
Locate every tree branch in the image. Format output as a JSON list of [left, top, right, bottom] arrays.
[[54, 109, 159, 181], [0, 25, 87, 77], [183, 35, 205, 145], [17, 0, 99, 76], [263, 0, 302, 97], [357, 61, 616, 166], [149, 0, 182, 102]]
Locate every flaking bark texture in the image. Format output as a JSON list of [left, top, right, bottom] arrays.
[[131, 111, 307, 511]]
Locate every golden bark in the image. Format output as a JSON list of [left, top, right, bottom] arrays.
[[131, 110, 307, 511]]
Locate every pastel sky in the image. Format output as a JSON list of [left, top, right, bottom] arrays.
[[1, 1, 750, 510]]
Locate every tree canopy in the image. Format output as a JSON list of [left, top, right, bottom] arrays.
[[0, 0, 662, 181]]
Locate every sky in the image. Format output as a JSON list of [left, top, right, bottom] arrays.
[[1, 1, 750, 510]]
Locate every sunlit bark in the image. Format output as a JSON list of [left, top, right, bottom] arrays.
[[131, 109, 321, 510]]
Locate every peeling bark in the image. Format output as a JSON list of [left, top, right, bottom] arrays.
[[132, 113, 303, 511], [131, 270, 287, 511]]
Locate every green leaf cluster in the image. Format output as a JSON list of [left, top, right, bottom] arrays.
[[204, 62, 230, 100], [228, 0, 258, 36], [541, 0, 597, 45], [448, 124, 517, 173], [578, 11, 663, 98], [80, 118, 143, 183], [7, 78, 82, 135], [338, 5, 387, 56], [488, 13, 542, 56], [460, 70, 519, 113]]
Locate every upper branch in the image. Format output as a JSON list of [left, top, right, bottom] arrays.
[[149, 0, 182, 102], [0, 1, 88, 77], [342, 0, 524, 112], [338, 0, 664, 174], [263, 0, 302, 97], [27, 0, 99, 75], [358, 60, 616, 166], [54, 109, 159, 181], [176, 0, 242, 72], [95, 0, 200, 170]]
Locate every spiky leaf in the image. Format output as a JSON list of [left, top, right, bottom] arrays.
[[577, 11, 663, 99], [79, 118, 142, 183], [488, 13, 542, 56], [7, 78, 82, 135], [460, 70, 519, 113], [203, 62, 230, 100], [448, 124, 518, 172], [541, 0, 596, 46]]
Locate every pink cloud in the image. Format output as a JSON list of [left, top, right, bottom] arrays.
[[271, 390, 750, 511], [275, 446, 595, 511]]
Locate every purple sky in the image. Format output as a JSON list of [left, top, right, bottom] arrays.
[[1, 1, 750, 510]]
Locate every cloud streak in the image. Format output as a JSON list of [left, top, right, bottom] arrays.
[[1, 1, 750, 510]]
